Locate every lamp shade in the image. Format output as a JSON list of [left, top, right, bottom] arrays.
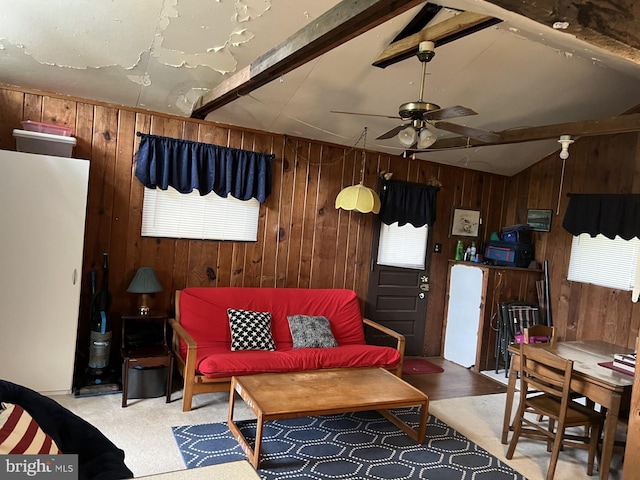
[[418, 125, 437, 149], [335, 184, 381, 214], [398, 125, 416, 147], [127, 267, 163, 294]]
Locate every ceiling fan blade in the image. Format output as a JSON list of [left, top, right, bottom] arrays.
[[376, 124, 406, 140], [434, 121, 501, 143], [331, 110, 401, 120], [425, 105, 478, 121]]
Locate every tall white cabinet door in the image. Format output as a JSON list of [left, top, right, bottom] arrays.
[[443, 264, 483, 368], [0, 150, 89, 393]]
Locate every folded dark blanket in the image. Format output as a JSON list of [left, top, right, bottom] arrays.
[[0, 380, 133, 480]]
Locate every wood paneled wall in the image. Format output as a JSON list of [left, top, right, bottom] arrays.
[[4, 84, 638, 365], [504, 124, 640, 475], [504, 130, 640, 349], [0, 84, 511, 373]]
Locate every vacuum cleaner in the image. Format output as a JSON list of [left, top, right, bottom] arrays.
[[76, 252, 120, 396]]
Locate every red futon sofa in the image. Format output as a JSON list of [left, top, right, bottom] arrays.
[[170, 287, 405, 411]]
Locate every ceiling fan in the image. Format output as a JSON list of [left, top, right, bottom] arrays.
[[333, 41, 500, 150]]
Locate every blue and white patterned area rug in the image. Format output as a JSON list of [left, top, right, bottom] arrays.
[[172, 407, 526, 480]]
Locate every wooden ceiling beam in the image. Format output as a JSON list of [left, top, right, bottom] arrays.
[[372, 11, 497, 68], [484, 0, 640, 64], [191, 0, 425, 119], [424, 113, 640, 150]]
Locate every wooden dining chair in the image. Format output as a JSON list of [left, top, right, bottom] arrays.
[[524, 325, 595, 424], [524, 325, 556, 345], [506, 344, 605, 480], [523, 325, 556, 422]]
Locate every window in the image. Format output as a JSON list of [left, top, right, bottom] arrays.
[[141, 186, 259, 241], [568, 233, 640, 290], [376, 222, 429, 270]]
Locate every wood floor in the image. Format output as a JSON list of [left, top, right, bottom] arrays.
[[403, 357, 507, 401]]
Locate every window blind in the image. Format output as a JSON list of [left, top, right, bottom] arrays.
[[377, 222, 428, 270], [568, 234, 640, 290], [141, 186, 259, 241]]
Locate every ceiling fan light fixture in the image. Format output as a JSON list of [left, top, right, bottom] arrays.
[[398, 125, 416, 146], [335, 184, 381, 214], [418, 124, 438, 149]]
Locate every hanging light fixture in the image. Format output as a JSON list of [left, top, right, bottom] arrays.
[[558, 134, 574, 159], [335, 127, 381, 214], [555, 134, 575, 215]]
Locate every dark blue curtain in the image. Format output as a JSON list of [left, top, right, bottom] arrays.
[[379, 179, 439, 227], [563, 193, 640, 240], [135, 133, 274, 203]]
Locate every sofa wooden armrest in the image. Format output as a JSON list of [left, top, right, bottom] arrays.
[[169, 317, 197, 412], [169, 316, 235, 411], [363, 317, 405, 377]]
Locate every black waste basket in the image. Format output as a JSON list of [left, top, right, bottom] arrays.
[[126, 366, 167, 399]]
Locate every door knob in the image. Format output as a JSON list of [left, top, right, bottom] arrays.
[[420, 283, 430, 291], [419, 292, 425, 299]]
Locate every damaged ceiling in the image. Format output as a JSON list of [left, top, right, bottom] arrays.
[[1, 0, 640, 175]]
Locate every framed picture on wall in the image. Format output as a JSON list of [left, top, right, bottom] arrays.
[[450, 207, 481, 237], [527, 209, 553, 232]]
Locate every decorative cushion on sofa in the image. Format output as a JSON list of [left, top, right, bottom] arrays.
[[287, 315, 338, 349], [0, 402, 61, 454], [228, 308, 276, 351]]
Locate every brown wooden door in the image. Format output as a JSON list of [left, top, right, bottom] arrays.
[[365, 221, 431, 356]]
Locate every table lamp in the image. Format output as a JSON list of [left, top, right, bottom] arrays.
[[127, 267, 163, 315]]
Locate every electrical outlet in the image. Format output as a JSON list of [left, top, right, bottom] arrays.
[[434, 243, 442, 253]]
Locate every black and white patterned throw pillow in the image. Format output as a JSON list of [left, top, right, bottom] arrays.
[[287, 315, 338, 349], [228, 309, 276, 351]]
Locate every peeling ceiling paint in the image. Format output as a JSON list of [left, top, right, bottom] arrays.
[[152, 0, 270, 72], [234, 0, 272, 22], [0, 0, 274, 87], [0, 0, 163, 69]]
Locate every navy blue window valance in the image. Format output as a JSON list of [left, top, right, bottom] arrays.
[[135, 133, 274, 203], [379, 179, 439, 227], [563, 193, 640, 240]]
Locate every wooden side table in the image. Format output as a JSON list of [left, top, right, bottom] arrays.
[[121, 313, 173, 407]]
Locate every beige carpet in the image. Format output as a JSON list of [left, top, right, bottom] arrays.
[[51, 390, 624, 479], [429, 393, 624, 480], [53, 391, 253, 478]]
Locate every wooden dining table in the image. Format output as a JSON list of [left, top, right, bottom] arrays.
[[501, 340, 634, 480]]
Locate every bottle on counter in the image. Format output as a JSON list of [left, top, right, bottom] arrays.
[[470, 242, 477, 262], [455, 240, 464, 261], [464, 246, 471, 262]]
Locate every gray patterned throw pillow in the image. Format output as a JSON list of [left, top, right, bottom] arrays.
[[287, 315, 338, 349], [228, 309, 276, 351]]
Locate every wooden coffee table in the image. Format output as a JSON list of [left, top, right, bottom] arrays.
[[228, 368, 429, 469]]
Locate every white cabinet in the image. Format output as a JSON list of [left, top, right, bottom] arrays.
[[443, 263, 484, 368], [0, 150, 89, 393]]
